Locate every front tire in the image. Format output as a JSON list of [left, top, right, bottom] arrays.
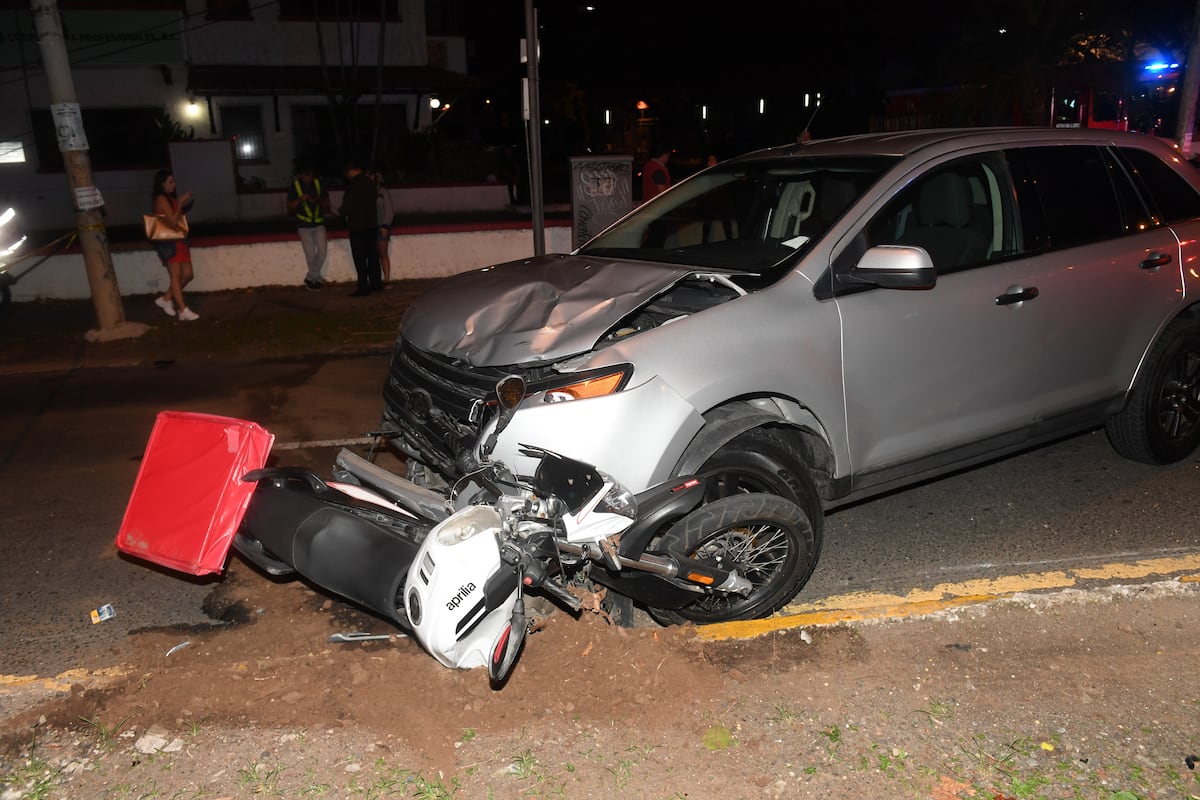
[[1106, 319, 1200, 464], [651, 493, 815, 624], [694, 428, 824, 590]]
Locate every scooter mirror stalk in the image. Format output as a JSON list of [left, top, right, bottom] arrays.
[[481, 375, 526, 460]]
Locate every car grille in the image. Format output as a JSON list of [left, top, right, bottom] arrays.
[[382, 340, 559, 479], [386, 339, 512, 421]]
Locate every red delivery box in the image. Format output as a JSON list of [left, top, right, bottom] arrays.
[[116, 411, 274, 575]]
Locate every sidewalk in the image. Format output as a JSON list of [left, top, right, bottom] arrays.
[[0, 278, 441, 375]]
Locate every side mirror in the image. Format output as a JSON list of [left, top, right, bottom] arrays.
[[480, 375, 526, 460], [846, 245, 937, 290]]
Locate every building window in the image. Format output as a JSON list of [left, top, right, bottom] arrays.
[[206, 0, 252, 18], [221, 106, 266, 162], [31, 108, 167, 171], [278, 0, 400, 20], [0, 142, 26, 164]]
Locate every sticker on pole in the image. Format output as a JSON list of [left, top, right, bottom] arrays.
[[51, 102, 88, 152], [74, 185, 104, 210]]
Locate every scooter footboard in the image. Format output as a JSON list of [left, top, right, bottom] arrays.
[[235, 473, 429, 628]]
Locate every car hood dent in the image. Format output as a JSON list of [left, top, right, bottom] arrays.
[[402, 254, 738, 366]]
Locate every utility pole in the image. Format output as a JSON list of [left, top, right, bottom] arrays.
[[523, 0, 545, 256], [30, 0, 145, 341], [1177, 0, 1200, 159]]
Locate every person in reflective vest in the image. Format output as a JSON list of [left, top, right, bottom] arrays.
[[287, 163, 332, 290]]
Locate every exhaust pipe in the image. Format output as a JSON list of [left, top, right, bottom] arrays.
[[555, 541, 752, 596]]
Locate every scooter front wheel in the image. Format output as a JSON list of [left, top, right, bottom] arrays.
[[650, 493, 814, 624]]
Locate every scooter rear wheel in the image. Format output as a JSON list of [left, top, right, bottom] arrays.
[[650, 493, 814, 625]]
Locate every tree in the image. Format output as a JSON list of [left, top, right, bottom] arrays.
[[1176, 0, 1200, 155], [942, 0, 1130, 126]]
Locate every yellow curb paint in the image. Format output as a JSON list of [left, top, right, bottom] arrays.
[[697, 594, 1000, 641], [0, 666, 129, 694], [786, 571, 1076, 615], [696, 554, 1200, 642], [1071, 553, 1200, 580]]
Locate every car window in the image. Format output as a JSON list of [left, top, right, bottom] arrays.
[[860, 153, 1013, 274], [579, 156, 895, 279], [1011, 146, 1139, 250], [1117, 146, 1200, 224]]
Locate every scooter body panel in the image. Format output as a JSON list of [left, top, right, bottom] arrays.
[[235, 475, 426, 628], [404, 505, 520, 669]]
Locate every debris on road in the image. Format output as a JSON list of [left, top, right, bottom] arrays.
[[328, 632, 398, 643], [165, 641, 191, 657]]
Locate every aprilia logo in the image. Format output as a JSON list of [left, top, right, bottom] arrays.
[[446, 582, 477, 611]]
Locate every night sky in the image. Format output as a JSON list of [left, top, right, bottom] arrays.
[[461, 0, 1199, 155]]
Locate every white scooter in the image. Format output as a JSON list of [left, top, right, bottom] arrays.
[[399, 376, 812, 683]]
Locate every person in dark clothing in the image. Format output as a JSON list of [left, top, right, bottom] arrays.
[[340, 159, 382, 296]]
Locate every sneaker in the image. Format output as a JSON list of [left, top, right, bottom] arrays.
[[304, 278, 321, 291], [177, 307, 200, 321], [154, 296, 176, 317]]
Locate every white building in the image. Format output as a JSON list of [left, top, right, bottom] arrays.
[[0, 0, 475, 230]]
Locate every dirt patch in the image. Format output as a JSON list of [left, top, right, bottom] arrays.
[[3, 561, 1200, 799]]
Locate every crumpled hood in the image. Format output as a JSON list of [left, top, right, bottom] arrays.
[[401, 254, 702, 367]]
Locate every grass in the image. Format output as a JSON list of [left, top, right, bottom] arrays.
[[78, 713, 135, 749], [509, 749, 538, 780], [0, 749, 60, 800], [767, 702, 802, 725], [237, 761, 285, 795], [11, 683, 1200, 800]]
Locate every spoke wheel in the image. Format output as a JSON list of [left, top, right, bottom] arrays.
[[651, 493, 814, 624], [693, 427, 824, 589]]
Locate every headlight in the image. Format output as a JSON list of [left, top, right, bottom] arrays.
[[434, 504, 501, 546], [542, 365, 631, 404], [594, 469, 637, 520]]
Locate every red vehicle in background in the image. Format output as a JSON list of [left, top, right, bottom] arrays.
[[873, 58, 1181, 139]]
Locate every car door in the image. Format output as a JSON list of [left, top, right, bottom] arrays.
[[833, 151, 1060, 477], [1008, 146, 1185, 416]]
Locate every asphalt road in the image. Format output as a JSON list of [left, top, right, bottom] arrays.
[[1, 354, 1198, 678]]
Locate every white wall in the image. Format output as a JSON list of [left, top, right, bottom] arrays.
[[237, 182, 513, 221], [8, 225, 573, 302]]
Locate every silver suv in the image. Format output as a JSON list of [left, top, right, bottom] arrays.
[[383, 128, 1200, 613]]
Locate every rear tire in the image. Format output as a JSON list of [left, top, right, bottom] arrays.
[[650, 493, 815, 625], [1106, 319, 1200, 464]]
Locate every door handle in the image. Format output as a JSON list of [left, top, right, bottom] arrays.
[[1140, 252, 1171, 270], [995, 286, 1039, 306]]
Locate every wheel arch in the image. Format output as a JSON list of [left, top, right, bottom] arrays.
[[671, 399, 838, 504], [1120, 301, 1200, 406]]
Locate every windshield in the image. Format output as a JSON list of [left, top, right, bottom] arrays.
[[579, 156, 896, 274]]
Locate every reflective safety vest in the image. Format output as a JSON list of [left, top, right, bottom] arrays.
[[293, 178, 324, 224]]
